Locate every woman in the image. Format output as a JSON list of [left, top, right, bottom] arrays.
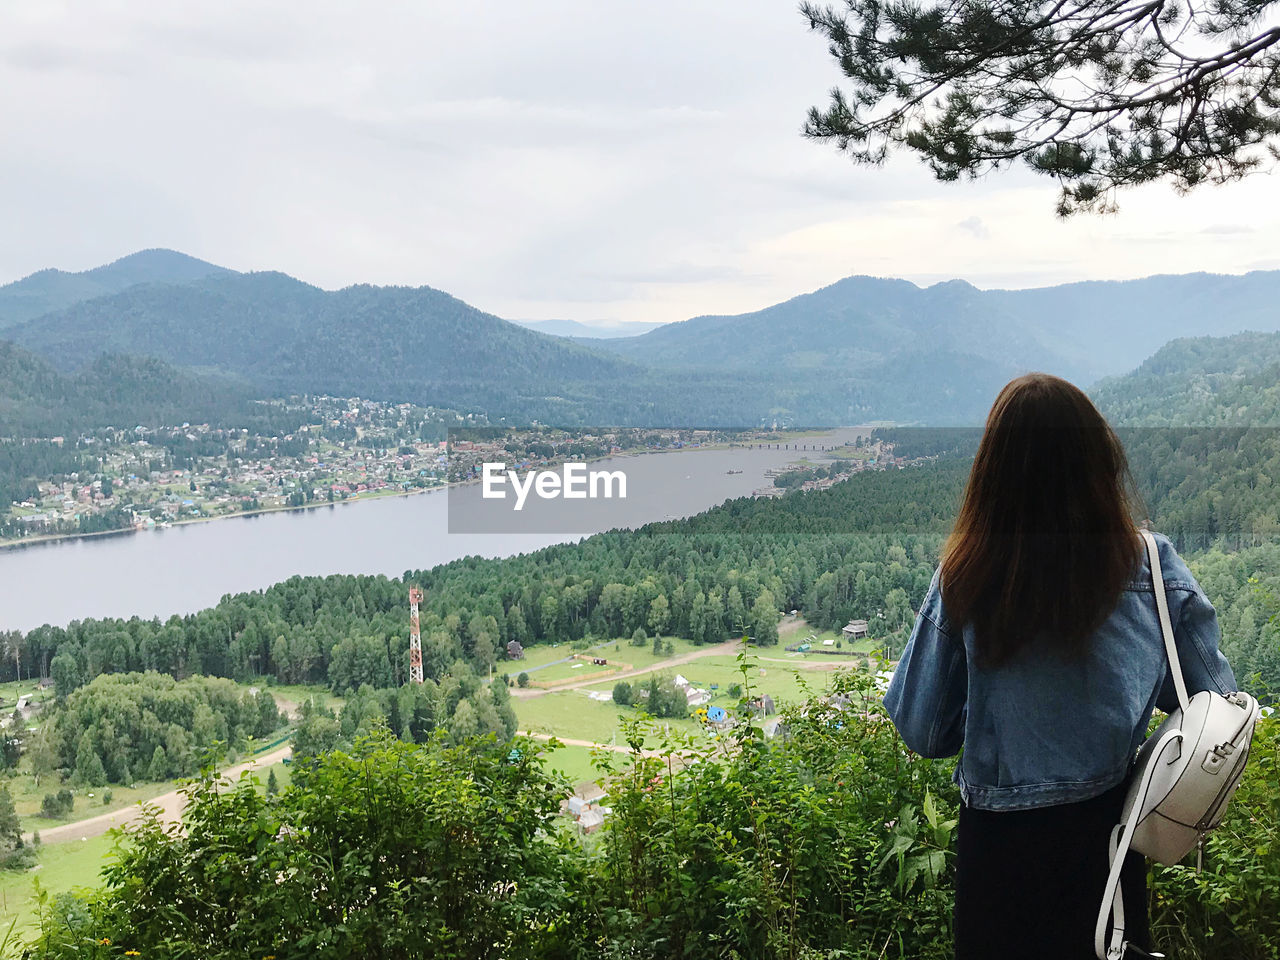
[[883, 373, 1236, 959]]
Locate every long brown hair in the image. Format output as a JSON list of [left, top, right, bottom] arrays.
[[940, 373, 1143, 667]]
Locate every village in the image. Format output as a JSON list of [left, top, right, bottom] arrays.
[[2, 404, 831, 545]]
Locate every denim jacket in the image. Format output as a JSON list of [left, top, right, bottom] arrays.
[[883, 532, 1237, 811]]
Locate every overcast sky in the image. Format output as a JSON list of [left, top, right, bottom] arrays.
[[3, 1, 1279, 327]]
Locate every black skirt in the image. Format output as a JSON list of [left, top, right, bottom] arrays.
[[954, 776, 1151, 959]]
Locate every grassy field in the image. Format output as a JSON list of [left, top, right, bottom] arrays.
[[0, 681, 52, 714], [0, 833, 119, 938], [528, 658, 620, 684], [516, 649, 860, 749], [254, 681, 344, 714], [536, 742, 607, 787], [501, 636, 702, 680]]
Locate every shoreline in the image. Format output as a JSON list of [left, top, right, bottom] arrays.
[[0, 484, 447, 553], [0, 429, 863, 553]]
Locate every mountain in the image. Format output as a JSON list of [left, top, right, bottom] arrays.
[[514, 318, 665, 338], [4, 271, 654, 425], [587, 270, 1280, 405], [0, 249, 231, 329], [0, 339, 269, 437], [1091, 331, 1280, 426], [984, 272, 1280, 380], [9, 250, 1280, 429]]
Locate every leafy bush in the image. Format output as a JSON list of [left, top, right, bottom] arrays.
[[612, 681, 633, 706], [34, 731, 591, 960], [28, 673, 1280, 960], [40, 790, 74, 819]]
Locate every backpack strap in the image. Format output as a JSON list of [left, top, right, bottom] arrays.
[[1094, 531, 1189, 959], [1140, 529, 1190, 714], [1094, 727, 1185, 960]]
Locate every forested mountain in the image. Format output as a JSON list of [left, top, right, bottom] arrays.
[[0, 249, 229, 329], [0, 340, 267, 437], [4, 271, 674, 425], [588, 271, 1280, 421], [1091, 331, 1280, 425], [7, 250, 1280, 427]]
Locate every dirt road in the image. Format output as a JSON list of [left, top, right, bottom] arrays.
[[29, 745, 292, 845], [510, 639, 744, 698]]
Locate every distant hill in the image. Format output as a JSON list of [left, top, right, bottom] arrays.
[[9, 250, 1280, 428], [514, 318, 665, 339], [0, 339, 274, 437], [588, 271, 1280, 417], [1091, 331, 1280, 426], [0, 249, 231, 329], [4, 271, 656, 425]]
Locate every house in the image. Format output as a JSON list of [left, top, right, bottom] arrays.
[[747, 694, 776, 717], [684, 687, 711, 707], [506, 640, 525, 660], [842, 619, 869, 639]]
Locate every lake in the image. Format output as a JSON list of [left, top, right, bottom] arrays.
[[0, 429, 866, 631]]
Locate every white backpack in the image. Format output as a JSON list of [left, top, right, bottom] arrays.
[[1095, 530, 1260, 960]]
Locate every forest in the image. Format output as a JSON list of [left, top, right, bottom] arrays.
[[2, 405, 1277, 707], [29, 679, 1280, 960]]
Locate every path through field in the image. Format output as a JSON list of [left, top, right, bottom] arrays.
[[28, 745, 292, 845], [510, 639, 744, 697]]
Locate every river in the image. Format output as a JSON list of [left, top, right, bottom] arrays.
[[0, 429, 866, 631]]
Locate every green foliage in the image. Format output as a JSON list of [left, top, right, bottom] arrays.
[[32, 732, 591, 960], [1148, 717, 1280, 958], [517, 672, 530, 688], [43, 672, 279, 785], [0, 340, 273, 440], [801, 0, 1280, 214], [640, 674, 686, 719], [612, 681, 634, 706], [41, 790, 74, 819]]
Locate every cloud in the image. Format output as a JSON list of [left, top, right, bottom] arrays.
[[0, 1, 1278, 327]]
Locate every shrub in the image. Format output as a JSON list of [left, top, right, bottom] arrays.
[[612, 682, 633, 706], [41, 790, 74, 819], [516, 672, 529, 688]]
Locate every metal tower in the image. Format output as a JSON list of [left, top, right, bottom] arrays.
[[408, 586, 424, 684]]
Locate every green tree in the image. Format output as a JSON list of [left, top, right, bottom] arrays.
[[0, 786, 21, 854], [648, 593, 670, 638], [146, 745, 168, 782], [802, 0, 1280, 214], [267, 769, 279, 795], [612, 681, 634, 706], [517, 672, 529, 688], [75, 735, 107, 787], [49, 651, 81, 699]]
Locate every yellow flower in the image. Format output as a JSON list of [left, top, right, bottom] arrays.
[[100, 939, 111, 945], [125, 952, 141, 957]]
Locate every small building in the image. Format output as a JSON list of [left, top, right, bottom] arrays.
[[842, 619, 869, 639], [685, 687, 711, 707], [748, 694, 776, 717], [506, 640, 525, 660]]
